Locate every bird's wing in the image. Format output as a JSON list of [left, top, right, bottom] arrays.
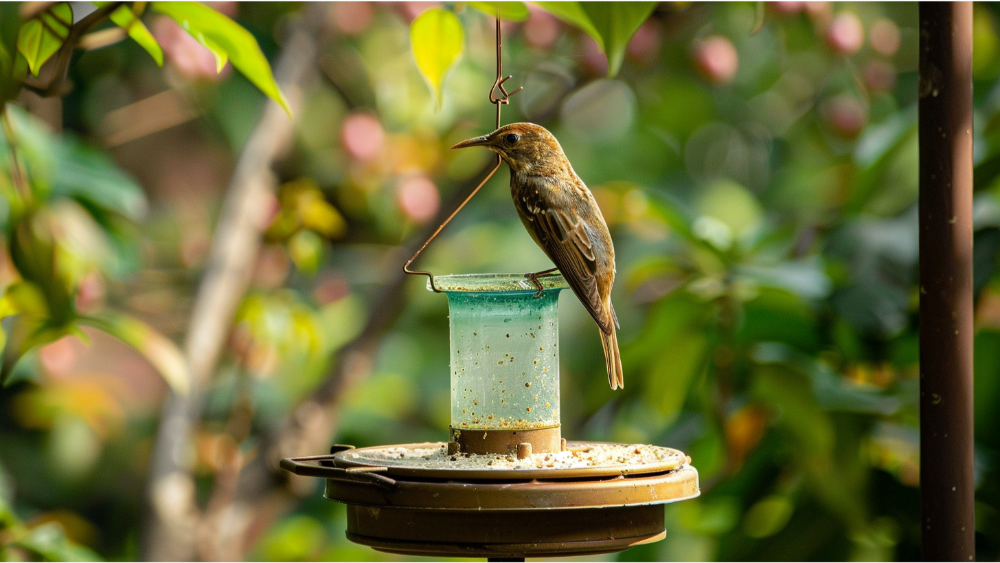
[[520, 175, 611, 334]]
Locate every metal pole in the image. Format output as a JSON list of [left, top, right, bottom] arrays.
[[919, 3, 975, 561]]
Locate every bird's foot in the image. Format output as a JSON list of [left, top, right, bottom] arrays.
[[523, 268, 559, 298]]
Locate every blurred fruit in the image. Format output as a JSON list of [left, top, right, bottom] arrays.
[[768, 2, 804, 16], [692, 35, 739, 86], [869, 17, 901, 57], [396, 175, 440, 223], [825, 11, 865, 55], [627, 19, 662, 66], [203, 2, 237, 17], [330, 1, 374, 36], [312, 273, 350, 306], [524, 4, 561, 50], [581, 35, 610, 75], [341, 113, 385, 163], [802, 1, 831, 23], [863, 59, 897, 93], [821, 94, 868, 139], [397, 2, 441, 23]]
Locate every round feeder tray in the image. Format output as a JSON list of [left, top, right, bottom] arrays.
[[281, 441, 700, 559]]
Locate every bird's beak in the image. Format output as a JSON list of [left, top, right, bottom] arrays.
[[451, 135, 491, 150]]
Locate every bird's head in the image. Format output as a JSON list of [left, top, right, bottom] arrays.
[[451, 123, 567, 175]]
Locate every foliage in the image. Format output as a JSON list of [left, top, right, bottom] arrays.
[[0, 104, 189, 392], [537, 1, 657, 75], [104, 3, 164, 67], [0, 2, 999, 563], [16, 3, 71, 77], [409, 8, 464, 109], [149, 1, 289, 114]]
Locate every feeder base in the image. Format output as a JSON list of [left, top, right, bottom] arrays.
[[450, 425, 561, 454], [345, 504, 665, 558], [280, 442, 699, 560]]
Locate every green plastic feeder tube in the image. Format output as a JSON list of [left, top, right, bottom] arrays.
[[433, 274, 568, 438]]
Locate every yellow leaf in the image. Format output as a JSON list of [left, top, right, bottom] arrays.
[[410, 8, 464, 108], [298, 193, 346, 238]]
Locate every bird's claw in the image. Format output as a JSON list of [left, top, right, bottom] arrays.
[[524, 272, 545, 298]]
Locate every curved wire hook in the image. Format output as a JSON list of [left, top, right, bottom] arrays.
[[404, 13, 523, 292]]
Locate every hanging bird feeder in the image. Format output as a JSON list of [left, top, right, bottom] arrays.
[[281, 17, 699, 561], [442, 274, 565, 454]]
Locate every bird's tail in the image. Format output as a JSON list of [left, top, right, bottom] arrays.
[[601, 325, 624, 390]]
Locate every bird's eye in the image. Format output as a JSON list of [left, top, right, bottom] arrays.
[[504, 133, 521, 145]]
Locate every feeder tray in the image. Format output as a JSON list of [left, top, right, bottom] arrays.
[[281, 442, 699, 559], [281, 274, 699, 559]]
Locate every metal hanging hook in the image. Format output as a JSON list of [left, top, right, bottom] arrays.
[[404, 13, 522, 292], [489, 17, 523, 125]]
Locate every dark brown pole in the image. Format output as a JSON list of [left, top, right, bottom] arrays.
[[919, 3, 975, 561]]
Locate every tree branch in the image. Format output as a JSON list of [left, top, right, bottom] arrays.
[[210, 159, 501, 554], [140, 6, 325, 561]]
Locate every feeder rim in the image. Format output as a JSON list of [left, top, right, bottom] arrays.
[[429, 272, 569, 293]]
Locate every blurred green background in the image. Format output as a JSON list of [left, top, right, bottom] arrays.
[[1, 1, 1000, 561]]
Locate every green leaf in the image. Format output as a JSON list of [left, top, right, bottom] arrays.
[[79, 313, 190, 395], [0, 313, 72, 388], [534, 2, 600, 43], [150, 2, 288, 115], [3, 104, 148, 220], [1, 282, 50, 320], [632, 293, 711, 422], [410, 8, 464, 108], [750, 1, 766, 35], [108, 4, 164, 66], [467, 2, 530, 22], [53, 137, 148, 221], [581, 2, 656, 76], [9, 217, 75, 325], [16, 3, 72, 77]]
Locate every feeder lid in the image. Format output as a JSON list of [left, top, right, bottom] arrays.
[[330, 441, 687, 481], [431, 273, 569, 294]]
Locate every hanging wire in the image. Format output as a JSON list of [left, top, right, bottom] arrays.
[[403, 14, 522, 292]]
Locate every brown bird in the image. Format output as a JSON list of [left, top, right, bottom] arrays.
[[452, 123, 623, 390]]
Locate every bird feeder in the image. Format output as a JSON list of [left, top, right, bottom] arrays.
[[443, 273, 563, 455], [281, 273, 699, 560]]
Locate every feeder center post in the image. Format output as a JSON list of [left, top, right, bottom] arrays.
[[918, 3, 975, 561]]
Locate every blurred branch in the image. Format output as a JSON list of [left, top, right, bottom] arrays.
[[277, 174, 489, 456], [140, 6, 325, 561], [318, 51, 377, 109], [101, 89, 197, 147], [219, 158, 500, 546]]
